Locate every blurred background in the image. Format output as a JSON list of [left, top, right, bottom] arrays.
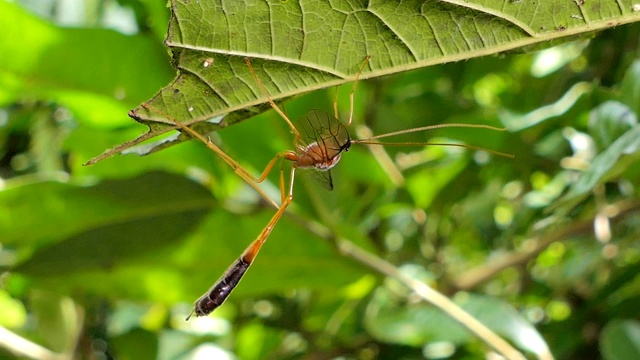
[[1, 0, 640, 359]]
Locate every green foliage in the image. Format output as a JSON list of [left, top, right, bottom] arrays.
[[1, 0, 640, 359]]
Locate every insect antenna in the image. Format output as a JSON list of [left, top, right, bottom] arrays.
[[351, 123, 514, 159]]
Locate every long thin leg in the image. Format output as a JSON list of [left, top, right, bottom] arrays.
[[330, 56, 371, 125], [244, 58, 302, 140], [187, 166, 297, 319], [142, 103, 295, 209], [333, 88, 340, 120], [346, 56, 371, 126]]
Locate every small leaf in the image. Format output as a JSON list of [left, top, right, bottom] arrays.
[[500, 82, 592, 131], [365, 286, 471, 346], [0, 289, 27, 327], [620, 59, 640, 116], [365, 289, 550, 357], [29, 290, 80, 353], [552, 125, 640, 212], [588, 101, 637, 150], [456, 293, 551, 357], [601, 320, 640, 360]]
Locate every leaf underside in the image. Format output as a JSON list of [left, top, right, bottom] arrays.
[[88, 0, 640, 164]]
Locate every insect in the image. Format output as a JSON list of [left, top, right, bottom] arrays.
[[144, 56, 512, 320]]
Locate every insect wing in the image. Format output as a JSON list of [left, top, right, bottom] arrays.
[[297, 110, 350, 159], [299, 167, 334, 190]]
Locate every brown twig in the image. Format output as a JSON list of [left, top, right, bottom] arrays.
[[287, 213, 530, 360], [453, 199, 640, 291]]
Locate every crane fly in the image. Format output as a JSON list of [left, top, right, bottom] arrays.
[[142, 56, 512, 320]]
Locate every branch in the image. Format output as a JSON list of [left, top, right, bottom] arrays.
[[453, 199, 640, 291], [0, 326, 70, 360], [288, 214, 530, 360]]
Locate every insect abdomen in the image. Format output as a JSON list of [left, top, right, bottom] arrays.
[[191, 257, 250, 317]]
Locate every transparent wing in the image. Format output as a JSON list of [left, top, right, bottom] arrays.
[[296, 110, 351, 160], [314, 168, 334, 191], [298, 167, 334, 191]]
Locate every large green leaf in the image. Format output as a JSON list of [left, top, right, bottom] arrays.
[[178, 209, 367, 300], [88, 0, 640, 163], [0, 172, 215, 259], [12, 208, 207, 276], [9, 207, 367, 304], [1, 172, 216, 303], [1, 171, 364, 303]]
